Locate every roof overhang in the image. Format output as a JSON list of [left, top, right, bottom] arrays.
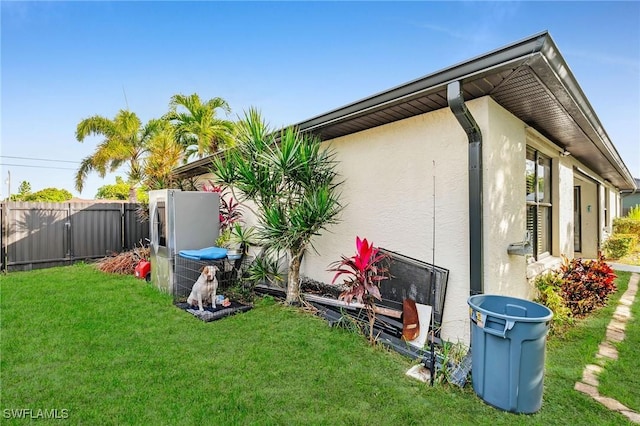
[[173, 156, 215, 180], [175, 31, 636, 191], [293, 31, 635, 191]]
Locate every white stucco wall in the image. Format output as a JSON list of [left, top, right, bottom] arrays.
[[191, 95, 623, 345], [555, 158, 575, 257], [301, 96, 544, 343], [303, 103, 472, 343], [481, 98, 528, 299], [300, 96, 622, 344]]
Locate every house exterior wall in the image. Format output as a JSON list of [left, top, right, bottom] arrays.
[[555, 157, 576, 259], [301, 96, 623, 344], [482, 98, 528, 299], [623, 192, 640, 216], [303, 96, 539, 342], [190, 96, 624, 345], [304, 102, 473, 342]]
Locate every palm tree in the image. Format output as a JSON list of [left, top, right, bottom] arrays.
[[142, 120, 184, 190], [211, 108, 344, 304], [75, 110, 175, 202], [164, 93, 235, 160]]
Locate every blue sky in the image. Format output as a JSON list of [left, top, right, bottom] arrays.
[[2, 1, 639, 199]]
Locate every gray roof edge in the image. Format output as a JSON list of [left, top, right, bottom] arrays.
[[621, 178, 640, 194], [172, 31, 637, 191], [534, 36, 637, 190], [293, 30, 635, 191], [294, 31, 550, 133], [172, 155, 215, 177]]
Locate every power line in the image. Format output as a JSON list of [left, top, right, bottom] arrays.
[[0, 163, 77, 171], [0, 155, 81, 164]]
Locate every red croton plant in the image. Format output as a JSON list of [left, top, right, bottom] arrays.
[[560, 253, 617, 317], [328, 237, 390, 343]]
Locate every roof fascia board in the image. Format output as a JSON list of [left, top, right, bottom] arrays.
[[300, 57, 536, 136], [532, 37, 636, 190], [296, 32, 549, 133]]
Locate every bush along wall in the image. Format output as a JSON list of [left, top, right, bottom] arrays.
[[535, 254, 619, 335], [613, 217, 640, 236], [534, 271, 574, 334], [602, 234, 638, 260], [559, 254, 617, 317]]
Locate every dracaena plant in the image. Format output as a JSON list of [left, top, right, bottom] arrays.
[[328, 237, 390, 344], [210, 109, 343, 305], [202, 182, 243, 232]]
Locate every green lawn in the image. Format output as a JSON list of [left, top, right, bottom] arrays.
[[0, 264, 636, 425], [598, 271, 640, 411], [616, 242, 640, 266]]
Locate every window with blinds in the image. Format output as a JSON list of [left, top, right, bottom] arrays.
[[526, 148, 552, 259]]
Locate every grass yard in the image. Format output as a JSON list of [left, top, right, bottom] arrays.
[[598, 271, 640, 411], [0, 264, 636, 425], [614, 242, 640, 266]]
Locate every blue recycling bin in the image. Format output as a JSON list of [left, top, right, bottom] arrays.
[[468, 294, 553, 414]]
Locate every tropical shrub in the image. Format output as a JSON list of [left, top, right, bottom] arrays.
[[533, 271, 573, 334], [211, 109, 343, 304], [202, 182, 243, 233], [613, 217, 640, 237], [16, 187, 73, 202], [328, 237, 390, 344], [560, 254, 617, 317], [602, 234, 638, 260], [245, 253, 284, 286], [627, 205, 640, 221]]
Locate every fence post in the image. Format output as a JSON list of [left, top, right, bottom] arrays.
[[121, 203, 126, 252], [66, 202, 72, 260]]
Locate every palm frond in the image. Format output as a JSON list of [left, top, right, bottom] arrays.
[[74, 156, 96, 192]]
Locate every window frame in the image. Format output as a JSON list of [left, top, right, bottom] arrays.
[[526, 147, 552, 260]]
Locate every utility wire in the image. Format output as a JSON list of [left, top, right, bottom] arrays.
[[0, 155, 81, 164], [0, 163, 77, 171]]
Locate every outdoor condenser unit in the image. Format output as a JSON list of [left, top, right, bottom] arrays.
[[148, 189, 220, 296]]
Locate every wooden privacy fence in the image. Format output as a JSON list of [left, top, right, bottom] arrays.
[[1, 201, 149, 272]]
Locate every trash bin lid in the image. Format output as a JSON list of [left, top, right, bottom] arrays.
[[468, 294, 552, 322]]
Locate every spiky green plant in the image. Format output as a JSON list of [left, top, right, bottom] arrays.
[[246, 253, 284, 286], [211, 108, 343, 304]]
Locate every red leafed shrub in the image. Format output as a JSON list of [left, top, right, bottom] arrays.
[[328, 237, 390, 344], [560, 253, 617, 317], [202, 182, 243, 232], [328, 237, 390, 304]]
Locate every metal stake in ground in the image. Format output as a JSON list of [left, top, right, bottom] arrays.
[[430, 160, 437, 386]]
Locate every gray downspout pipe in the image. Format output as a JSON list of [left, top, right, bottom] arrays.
[[447, 81, 484, 296]]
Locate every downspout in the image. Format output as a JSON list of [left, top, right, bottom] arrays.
[[447, 81, 484, 296]]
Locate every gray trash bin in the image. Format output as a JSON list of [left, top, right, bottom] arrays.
[[468, 294, 553, 414]]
